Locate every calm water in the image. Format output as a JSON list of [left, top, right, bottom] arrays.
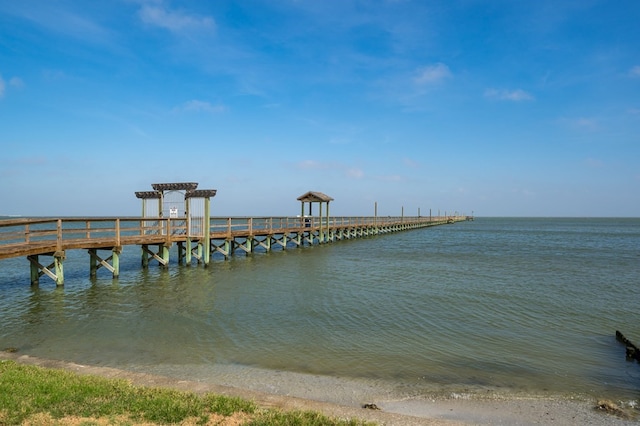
[[1, 217, 639, 405]]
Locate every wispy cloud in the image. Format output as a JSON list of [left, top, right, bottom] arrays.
[[176, 100, 226, 114], [414, 63, 452, 85], [346, 168, 364, 179], [403, 158, 420, 168], [484, 88, 534, 101], [296, 160, 329, 170], [295, 160, 365, 179], [1, 3, 113, 45], [560, 117, 599, 132], [584, 158, 604, 168], [138, 3, 215, 34], [9, 77, 24, 89], [0, 74, 24, 98], [376, 174, 404, 182], [629, 65, 640, 78]]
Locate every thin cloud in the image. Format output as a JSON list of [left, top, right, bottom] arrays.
[[572, 117, 598, 131], [296, 160, 327, 170], [377, 174, 404, 182], [295, 160, 364, 179], [177, 100, 226, 114], [629, 65, 640, 78], [584, 158, 604, 168], [9, 77, 24, 88], [346, 168, 364, 179], [0, 74, 21, 98], [42, 69, 66, 81], [414, 63, 452, 85], [484, 88, 534, 101], [138, 3, 215, 33], [559, 117, 599, 132], [0, 3, 114, 46], [403, 158, 420, 168]]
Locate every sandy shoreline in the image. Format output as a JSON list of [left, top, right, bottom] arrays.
[[2, 352, 637, 425]]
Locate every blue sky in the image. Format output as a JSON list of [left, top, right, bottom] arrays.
[[1, 1, 639, 217]]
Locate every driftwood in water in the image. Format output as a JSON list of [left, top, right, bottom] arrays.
[[615, 330, 640, 362]]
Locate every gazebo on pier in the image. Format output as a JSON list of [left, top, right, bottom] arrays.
[[297, 191, 334, 243]]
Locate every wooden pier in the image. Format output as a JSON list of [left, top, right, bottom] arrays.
[[0, 215, 467, 285], [0, 183, 471, 285]]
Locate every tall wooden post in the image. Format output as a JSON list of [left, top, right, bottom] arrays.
[[373, 201, 378, 234], [184, 196, 191, 265], [319, 202, 324, 243], [203, 196, 211, 266], [327, 201, 332, 242]]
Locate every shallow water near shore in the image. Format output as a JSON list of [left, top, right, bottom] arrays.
[[1, 217, 640, 407]]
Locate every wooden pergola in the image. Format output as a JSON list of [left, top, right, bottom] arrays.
[[135, 182, 217, 266], [297, 191, 334, 243]]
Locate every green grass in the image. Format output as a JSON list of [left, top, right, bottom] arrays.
[[0, 360, 373, 425]]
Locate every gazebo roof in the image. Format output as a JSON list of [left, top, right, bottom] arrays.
[[185, 189, 218, 199], [297, 191, 334, 203], [135, 191, 161, 199], [136, 183, 216, 199], [151, 182, 198, 192]]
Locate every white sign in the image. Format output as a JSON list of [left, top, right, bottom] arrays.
[[169, 207, 178, 218]]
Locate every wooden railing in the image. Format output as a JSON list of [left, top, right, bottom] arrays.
[[0, 215, 464, 260]]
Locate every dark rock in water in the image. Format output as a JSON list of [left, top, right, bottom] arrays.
[[363, 403, 380, 410], [3, 347, 18, 353], [595, 399, 630, 419]]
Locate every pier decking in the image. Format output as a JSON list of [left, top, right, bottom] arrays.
[[0, 215, 468, 285]]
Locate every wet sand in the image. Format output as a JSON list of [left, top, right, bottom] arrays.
[[2, 352, 636, 425]]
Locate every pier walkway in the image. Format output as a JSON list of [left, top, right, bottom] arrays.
[[0, 215, 468, 285]]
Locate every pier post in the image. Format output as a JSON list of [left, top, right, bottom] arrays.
[[327, 202, 332, 242], [90, 247, 121, 278], [30, 255, 39, 285], [196, 241, 204, 263], [186, 239, 193, 264], [112, 247, 120, 278], [178, 242, 185, 265], [374, 202, 378, 228], [203, 197, 211, 266], [54, 251, 65, 286], [90, 250, 98, 277], [141, 245, 149, 267], [319, 202, 324, 243], [161, 244, 170, 267], [27, 253, 64, 286]]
